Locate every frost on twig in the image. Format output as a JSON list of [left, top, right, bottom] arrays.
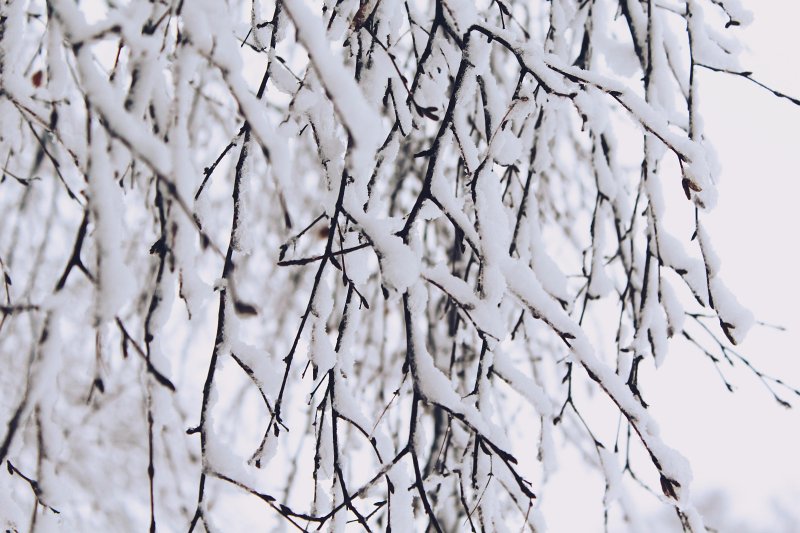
[[0, 0, 797, 531]]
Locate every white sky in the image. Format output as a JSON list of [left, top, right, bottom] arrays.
[[668, 0, 800, 519], [540, 2, 800, 531], [643, 0, 800, 528], [68, 1, 800, 530]]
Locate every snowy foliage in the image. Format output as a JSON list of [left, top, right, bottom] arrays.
[[0, 0, 798, 531]]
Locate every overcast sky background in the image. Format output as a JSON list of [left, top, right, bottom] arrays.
[[226, 2, 800, 529], [672, 0, 800, 520], [73, 1, 800, 530], [537, 1, 800, 531], [171, 1, 800, 530], [648, 0, 797, 529]]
